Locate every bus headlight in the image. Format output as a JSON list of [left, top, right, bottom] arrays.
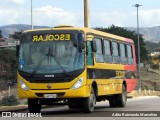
[[20, 80, 29, 91], [72, 77, 84, 90]]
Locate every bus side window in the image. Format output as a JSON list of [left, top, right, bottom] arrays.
[[127, 44, 133, 64], [95, 38, 104, 63], [104, 40, 112, 63], [87, 41, 93, 65], [112, 41, 120, 64], [120, 43, 127, 64]]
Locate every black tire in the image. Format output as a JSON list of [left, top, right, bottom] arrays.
[[68, 100, 81, 109], [82, 88, 96, 113], [116, 84, 127, 107], [28, 99, 41, 113], [109, 95, 117, 108]]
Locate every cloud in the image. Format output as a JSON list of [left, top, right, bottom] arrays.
[[139, 9, 160, 27], [90, 9, 160, 27], [0, 5, 83, 27], [1, 4, 160, 28], [90, 11, 130, 27], [0, 8, 19, 25], [11, 0, 25, 4], [33, 5, 83, 27]]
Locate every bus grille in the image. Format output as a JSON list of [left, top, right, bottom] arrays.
[[25, 77, 73, 83]]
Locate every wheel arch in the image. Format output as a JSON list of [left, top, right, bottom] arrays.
[[122, 80, 127, 90], [91, 81, 98, 98]]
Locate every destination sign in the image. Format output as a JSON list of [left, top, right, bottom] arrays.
[[32, 34, 71, 42]]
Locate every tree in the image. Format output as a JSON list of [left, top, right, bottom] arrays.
[[9, 30, 22, 40], [0, 30, 2, 39], [145, 41, 160, 53], [0, 49, 17, 85], [95, 25, 148, 62]]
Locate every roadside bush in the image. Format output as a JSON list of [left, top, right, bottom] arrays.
[[0, 95, 19, 106]]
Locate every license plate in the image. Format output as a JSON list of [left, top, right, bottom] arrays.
[[44, 94, 57, 98]]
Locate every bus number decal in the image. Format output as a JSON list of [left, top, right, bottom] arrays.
[[116, 71, 125, 78]]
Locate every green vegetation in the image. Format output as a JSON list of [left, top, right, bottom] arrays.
[[0, 49, 17, 71], [9, 30, 22, 40], [0, 49, 17, 87], [0, 95, 19, 106], [0, 31, 19, 90], [95, 25, 148, 62], [0, 30, 2, 38], [145, 41, 160, 53]]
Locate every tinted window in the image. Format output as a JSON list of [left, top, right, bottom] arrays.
[[127, 45, 133, 64], [95, 38, 104, 62], [87, 41, 93, 65], [112, 42, 118, 56], [112, 41, 120, 63], [120, 43, 127, 64], [104, 40, 112, 63]]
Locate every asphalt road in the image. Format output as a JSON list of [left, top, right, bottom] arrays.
[[41, 96, 160, 116], [0, 96, 160, 119]]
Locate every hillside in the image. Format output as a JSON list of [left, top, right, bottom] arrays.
[[141, 67, 160, 90], [0, 24, 160, 43], [145, 41, 160, 53], [0, 24, 50, 37], [126, 26, 160, 43]]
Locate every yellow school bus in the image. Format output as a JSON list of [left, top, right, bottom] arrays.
[[17, 25, 137, 113]]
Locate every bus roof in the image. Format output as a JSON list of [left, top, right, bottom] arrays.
[[24, 25, 134, 43]]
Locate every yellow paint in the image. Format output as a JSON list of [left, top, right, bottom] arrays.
[[18, 70, 89, 99]]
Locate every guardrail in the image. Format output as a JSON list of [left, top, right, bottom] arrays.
[[127, 90, 160, 97], [0, 45, 16, 48]]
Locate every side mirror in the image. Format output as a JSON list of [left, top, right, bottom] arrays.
[[82, 42, 85, 49], [73, 41, 78, 47], [72, 34, 78, 47], [91, 40, 97, 52], [78, 42, 85, 53], [16, 45, 19, 57]]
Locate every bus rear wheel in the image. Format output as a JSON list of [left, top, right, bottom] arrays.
[[109, 95, 117, 107], [28, 98, 41, 113], [109, 84, 127, 108], [82, 88, 96, 113], [116, 84, 127, 107]]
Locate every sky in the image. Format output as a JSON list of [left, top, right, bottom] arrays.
[[0, 0, 160, 28]]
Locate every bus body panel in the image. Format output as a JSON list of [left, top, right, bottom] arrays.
[[18, 70, 92, 99], [18, 26, 137, 104]]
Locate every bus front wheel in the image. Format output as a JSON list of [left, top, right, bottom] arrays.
[[82, 88, 96, 113], [28, 98, 41, 113], [68, 100, 81, 109]]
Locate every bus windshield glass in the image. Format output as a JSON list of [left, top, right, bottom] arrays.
[[18, 31, 84, 75]]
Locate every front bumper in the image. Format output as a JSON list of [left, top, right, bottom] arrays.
[[18, 85, 91, 99]]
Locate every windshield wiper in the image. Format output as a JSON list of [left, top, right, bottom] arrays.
[[49, 47, 69, 77], [30, 46, 69, 77], [31, 54, 48, 76]]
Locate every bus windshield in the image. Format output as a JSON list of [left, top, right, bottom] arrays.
[[18, 31, 84, 75]]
